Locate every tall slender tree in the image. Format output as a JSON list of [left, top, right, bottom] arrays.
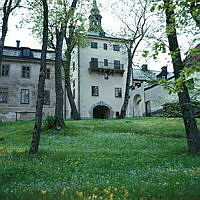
[[29, 0, 48, 154], [114, 0, 150, 118], [0, 0, 21, 68], [163, 0, 200, 153]]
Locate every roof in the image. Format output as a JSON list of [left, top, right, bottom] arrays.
[[2, 46, 55, 61], [87, 31, 128, 42], [132, 68, 174, 81]]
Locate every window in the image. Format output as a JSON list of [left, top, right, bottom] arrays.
[[90, 58, 98, 68], [116, 112, 120, 118], [115, 88, 122, 98], [114, 60, 121, 69], [113, 45, 120, 51], [103, 43, 107, 50], [22, 48, 31, 57], [44, 90, 50, 105], [1, 65, 9, 76], [104, 59, 108, 66], [135, 83, 141, 88], [92, 86, 99, 96], [21, 66, 30, 78], [46, 68, 50, 79], [91, 42, 98, 49], [21, 89, 29, 104], [0, 88, 8, 103]]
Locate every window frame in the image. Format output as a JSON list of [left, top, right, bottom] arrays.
[[104, 59, 108, 66], [90, 58, 98, 68], [0, 88, 8, 103], [21, 66, 30, 78], [1, 65, 9, 76], [45, 68, 50, 79], [91, 42, 98, 49], [91, 86, 99, 96], [20, 89, 29, 104], [103, 43, 108, 50], [114, 60, 121, 69], [115, 88, 122, 98], [113, 45, 120, 51]]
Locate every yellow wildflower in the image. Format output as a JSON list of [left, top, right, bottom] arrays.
[[61, 187, 67, 195], [176, 182, 180, 185], [92, 194, 97, 199], [40, 190, 47, 195], [76, 191, 83, 197]]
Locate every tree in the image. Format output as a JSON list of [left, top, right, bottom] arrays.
[[63, 6, 85, 120], [0, 0, 21, 68], [163, 0, 200, 153], [29, 0, 48, 154], [112, 0, 151, 118]]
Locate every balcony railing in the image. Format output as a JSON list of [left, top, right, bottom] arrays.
[[89, 61, 124, 74]]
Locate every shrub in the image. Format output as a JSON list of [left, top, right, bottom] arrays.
[[162, 101, 200, 118], [43, 115, 57, 129]]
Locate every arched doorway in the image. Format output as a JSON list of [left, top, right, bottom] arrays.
[[93, 105, 110, 119], [133, 94, 142, 117]]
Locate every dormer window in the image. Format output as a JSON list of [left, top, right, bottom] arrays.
[[22, 48, 31, 57]]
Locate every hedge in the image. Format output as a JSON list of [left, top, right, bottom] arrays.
[[162, 101, 200, 118]]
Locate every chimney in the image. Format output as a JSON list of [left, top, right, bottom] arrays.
[[141, 64, 148, 71], [16, 40, 20, 48], [161, 66, 167, 73]]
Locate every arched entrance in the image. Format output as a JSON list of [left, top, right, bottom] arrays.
[[93, 105, 110, 119], [89, 101, 114, 119], [133, 94, 142, 117]]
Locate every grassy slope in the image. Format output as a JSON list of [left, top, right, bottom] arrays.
[[0, 118, 200, 200]]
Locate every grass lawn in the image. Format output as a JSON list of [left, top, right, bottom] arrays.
[[1, 117, 200, 200]]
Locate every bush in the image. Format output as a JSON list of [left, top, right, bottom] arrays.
[[162, 101, 200, 118], [43, 115, 57, 129]]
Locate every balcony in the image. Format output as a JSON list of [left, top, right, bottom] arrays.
[[89, 61, 125, 75]]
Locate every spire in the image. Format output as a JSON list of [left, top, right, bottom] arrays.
[[88, 0, 105, 36]]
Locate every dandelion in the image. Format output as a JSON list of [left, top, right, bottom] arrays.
[[76, 191, 83, 197], [0, 147, 5, 150], [40, 190, 47, 195], [16, 149, 25, 153], [124, 189, 129, 196], [61, 187, 67, 195], [92, 194, 97, 199], [109, 193, 113, 200]]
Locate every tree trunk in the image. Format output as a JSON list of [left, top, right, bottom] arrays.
[[54, 27, 65, 129], [164, 0, 200, 153], [0, 0, 21, 67], [63, 52, 80, 120], [119, 48, 132, 118], [0, 13, 9, 67], [29, 0, 48, 154]]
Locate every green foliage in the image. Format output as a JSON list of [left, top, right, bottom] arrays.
[[163, 101, 200, 118], [43, 115, 57, 130], [1, 118, 200, 200]]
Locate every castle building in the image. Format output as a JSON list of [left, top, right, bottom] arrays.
[[69, 0, 128, 119], [0, 44, 57, 121], [0, 0, 183, 121]]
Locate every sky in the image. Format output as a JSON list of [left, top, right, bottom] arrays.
[[3, 0, 197, 72]]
